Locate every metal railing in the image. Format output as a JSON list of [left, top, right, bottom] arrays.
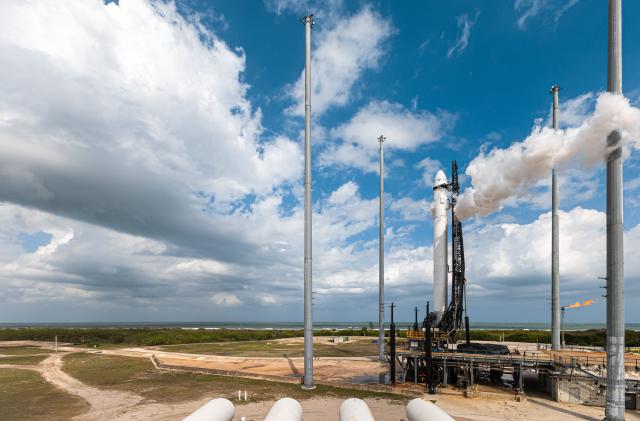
[[398, 349, 640, 371]]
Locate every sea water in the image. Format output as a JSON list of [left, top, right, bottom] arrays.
[[1, 321, 638, 331]]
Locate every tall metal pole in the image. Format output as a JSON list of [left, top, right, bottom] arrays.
[[378, 135, 386, 362], [302, 14, 315, 390], [551, 85, 561, 351], [606, 1, 624, 419]]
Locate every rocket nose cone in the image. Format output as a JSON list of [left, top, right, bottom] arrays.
[[434, 170, 447, 187]]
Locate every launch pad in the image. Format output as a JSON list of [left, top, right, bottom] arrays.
[[387, 341, 640, 408], [382, 161, 640, 410]]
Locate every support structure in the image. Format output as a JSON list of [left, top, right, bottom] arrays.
[[551, 85, 561, 351], [606, 1, 625, 419], [425, 302, 436, 394], [464, 315, 471, 346], [301, 14, 315, 390], [378, 134, 386, 362], [561, 306, 566, 348], [390, 302, 396, 385]]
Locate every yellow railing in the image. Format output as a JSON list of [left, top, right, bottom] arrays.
[[406, 330, 448, 340], [406, 330, 423, 339]]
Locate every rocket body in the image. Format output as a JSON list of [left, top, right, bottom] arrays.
[[432, 170, 449, 325]]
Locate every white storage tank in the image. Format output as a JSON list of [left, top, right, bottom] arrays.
[[339, 398, 375, 421], [406, 398, 454, 421], [182, 398, 235, 421], [264, 397, 303, 421]]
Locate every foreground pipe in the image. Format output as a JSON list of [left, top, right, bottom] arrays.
[[340, 398, 375, 421], [264, 398, 302, 421], [406, 398, 454, 421], [183, 398, 234, 421]]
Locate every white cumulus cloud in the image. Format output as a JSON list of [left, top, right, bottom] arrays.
[[286, 7, 393, 116], [321, 101, 455, 172], [0, 0, 305, 264]]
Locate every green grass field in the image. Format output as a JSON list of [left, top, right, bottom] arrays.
[[3, 326, 636, 348], [461, 329, 640, 347], [0, 346, 50, 355], [157, 339, 378, 357], [0, 354, 49, 365], [62, 353, 406, 404], [0, 369, 88, 420], [0, 327, 377, 347]]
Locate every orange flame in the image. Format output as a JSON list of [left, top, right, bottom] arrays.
[[564, 299, 595, 309]]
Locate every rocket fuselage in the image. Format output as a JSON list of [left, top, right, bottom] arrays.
[[432, 170, 448, 325]]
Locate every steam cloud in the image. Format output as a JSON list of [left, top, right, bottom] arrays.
[[456, 93, 640, 220]]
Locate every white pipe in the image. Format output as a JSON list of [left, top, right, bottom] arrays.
[[406, 398, 454, 421], [264, 397, 302, 421], [183, 398, 235, 421], [432, 170, 449, 325], [340, 398, 375, 421]]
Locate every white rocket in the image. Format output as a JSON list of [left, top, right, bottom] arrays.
[[432, 170, 449, 325]]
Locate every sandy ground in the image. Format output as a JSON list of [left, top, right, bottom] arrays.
[[236, 398, 407, 421], [1, 341, 640, 420], [0, 340, 386, 382], [155, 354, 384, 382], [231, 394, 640, 421]]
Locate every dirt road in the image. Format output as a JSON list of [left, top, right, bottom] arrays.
[[0, 351, 209, 420], [40, 353, 142, 420]]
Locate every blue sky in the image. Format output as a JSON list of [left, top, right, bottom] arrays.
[[0, 0, 639, 324]]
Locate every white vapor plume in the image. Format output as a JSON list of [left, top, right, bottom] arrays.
[[456, 93, 640, 220]]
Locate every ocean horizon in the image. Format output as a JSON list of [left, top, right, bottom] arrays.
[[1, 321, 639, 331]]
